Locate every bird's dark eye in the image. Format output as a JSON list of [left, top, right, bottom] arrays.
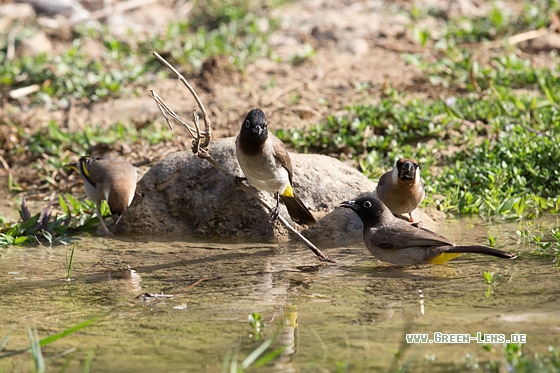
[[245, 120, 251, 128], [363, 201, 372, 208]]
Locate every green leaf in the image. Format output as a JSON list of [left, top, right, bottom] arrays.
[[13, 236, 29, 245]]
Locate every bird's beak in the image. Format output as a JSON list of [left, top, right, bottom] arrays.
[[340, 200, 358, 210], [65, 163, 79, 173], [251, 125, 263, 135], [399, 161, 416, 179]]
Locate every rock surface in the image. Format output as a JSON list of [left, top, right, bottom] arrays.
[[119, 137, 435, 244]]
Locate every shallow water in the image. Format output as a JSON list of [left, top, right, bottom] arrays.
[[1, 216, 559, 372]]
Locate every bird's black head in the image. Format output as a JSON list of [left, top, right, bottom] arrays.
[[396, 158, 419, 180], [240, 108, 268, 145], [340, 193, 393, 228]]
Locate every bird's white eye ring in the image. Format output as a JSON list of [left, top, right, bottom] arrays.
[[245, 120, 251, 128], [363, 201, 372, 208]]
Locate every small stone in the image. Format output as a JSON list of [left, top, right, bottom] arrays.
[[339, 38, 369, 56], [18, 30, 53, 56]]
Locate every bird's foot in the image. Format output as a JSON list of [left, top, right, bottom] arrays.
[[269, 206, 280, 222], [233, 176, 247, 190], [101, 226, 114, 237], [99, 216, 114, 237]]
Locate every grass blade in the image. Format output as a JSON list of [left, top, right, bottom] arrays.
[[240, 337, 274, 370], [229, 345, 239, 373], [253, 346, 287, 368], [27, 327, 45, 373], [83, 348, 94, 373], [66, 242, 76, 281], [0, 332, 11, 352], [46, 347, 76, 362], [40, 314, 103, 347], [221, 347, 233, 373]]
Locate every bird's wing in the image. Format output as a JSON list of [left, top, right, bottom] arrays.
[[270, 135, 294, 185], [369, 222, 454, 250]]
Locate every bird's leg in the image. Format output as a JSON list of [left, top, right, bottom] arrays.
[[96, 204, 113, 237], [114, 213, 124, 226], [408, 212, 415, 222], [233, 176, 247, 190], [269, 193, 280, 221]]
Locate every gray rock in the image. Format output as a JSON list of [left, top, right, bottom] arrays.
[[118, 137, 380, 241]]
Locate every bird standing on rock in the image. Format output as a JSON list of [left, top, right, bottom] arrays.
[[235, 108, 317, 226], [68, 156, 137, 236], [341, 193, 517, 266], [376, 158, 425, 222]]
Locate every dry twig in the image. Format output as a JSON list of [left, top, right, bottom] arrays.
[[150, 51, 331, 262], [506, 28, 549, 46]]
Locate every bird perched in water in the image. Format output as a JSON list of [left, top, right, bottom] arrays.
[[67, 156, 137, 236], [340, 193, 517, 266], [376, 158, 425, 222], [235, 108, 317, 225]]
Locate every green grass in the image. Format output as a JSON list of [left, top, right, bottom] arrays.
[[409, 0, 557, 46], [479, 343, 560, 372], [442, 1, 557, 44], [278, 1, 560, 219], [0, 37, 148, 108], [143, 0, 275, 73], [17, 119, 171, 159], [517, 228, 560, 265], [0, 193, 112, 250], [0, 0, 276, 106], [278, 89, 560, 218]]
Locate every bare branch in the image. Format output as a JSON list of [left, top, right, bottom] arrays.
[[8, 84, 41, 99], [192, 111, 202, 154], [152, 51, 212, 151], [149, 90, 199, 137], [150, 51, 332, 262], [507, 28, 548, 46]]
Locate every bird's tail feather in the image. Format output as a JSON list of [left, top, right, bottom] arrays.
[[447, 246, 517, 259], [279, 194, 317, 226]]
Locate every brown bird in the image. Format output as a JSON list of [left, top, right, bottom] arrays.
[[68, 156, 137, 236], [235, 108, 317, 225], [376, 158, 425, 222], [341, 193, 517, 266]]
